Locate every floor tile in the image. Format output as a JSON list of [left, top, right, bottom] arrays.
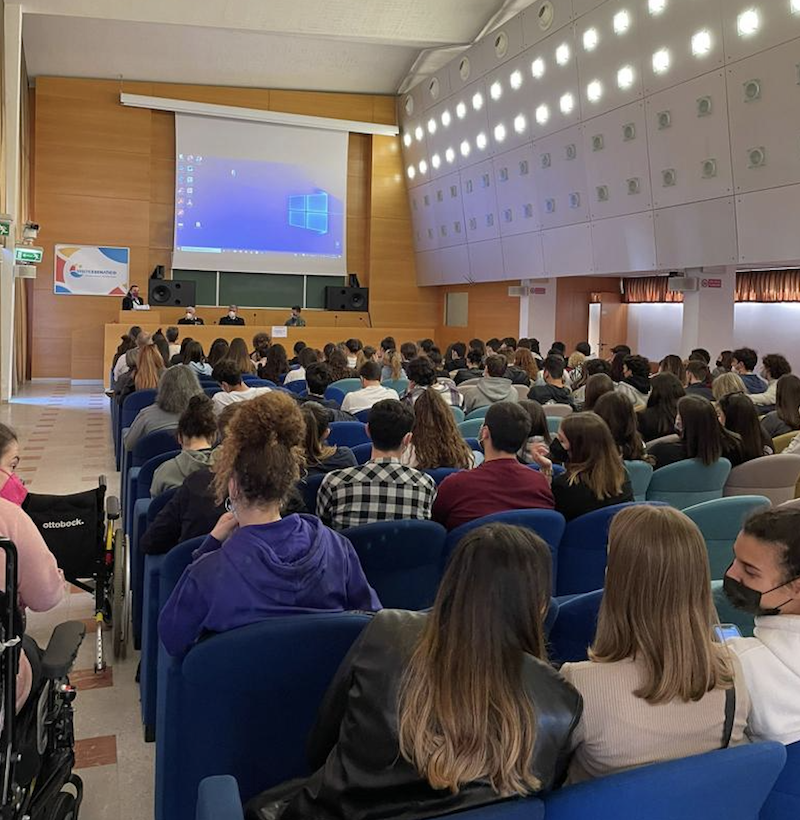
[[75, 735, 118, 769]]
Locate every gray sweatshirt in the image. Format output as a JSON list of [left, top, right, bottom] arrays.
[[465, 377, 520, 412], [150, 449, 215, 497]]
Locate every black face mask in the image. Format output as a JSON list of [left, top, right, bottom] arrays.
[[723, 568, 798, 617]]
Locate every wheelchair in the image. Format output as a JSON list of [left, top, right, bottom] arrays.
[[0, 538, 85, 819], [22, 476, 128, 673]]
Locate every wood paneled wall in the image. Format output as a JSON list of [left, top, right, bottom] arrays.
[[30, 77, 436, 379], [434, 282, 521, 348], [555, 276, 622, 352]]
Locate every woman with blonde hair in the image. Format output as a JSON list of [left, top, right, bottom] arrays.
[[134, 342, 165, 391], [229, 336, 256, 374], [380, 348, 406, 382], [712, 371, 747, 401], [402, 388, 474, 470], [561, 505, 750, 782], [244, 523, 582, 820], [354, 345, 377, 373]]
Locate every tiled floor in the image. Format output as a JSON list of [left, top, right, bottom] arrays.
[[1, 381, 153, 820]]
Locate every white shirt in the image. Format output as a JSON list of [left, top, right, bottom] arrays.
[[347, 355, 358, 369], [113, 355, 130, 383], [168, 344, 181, 359], [340, 385, 399, 414], [284, 367, 306, 384], [212, 386, 271, 413]]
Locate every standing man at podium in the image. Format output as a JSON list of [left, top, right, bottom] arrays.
[[220, 305, 245, 326], [122, 284, 144, 310]]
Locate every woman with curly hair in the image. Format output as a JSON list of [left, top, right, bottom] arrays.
[[158, 392, 381, 657], [327, 348, 355, 382], [401, 388, 474, 470]]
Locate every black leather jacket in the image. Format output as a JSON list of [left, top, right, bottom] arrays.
[[246, 610, 582, 820]]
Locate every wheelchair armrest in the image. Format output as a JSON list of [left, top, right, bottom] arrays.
[[41, 621, 86, 680], [106, 495, 121, 520]]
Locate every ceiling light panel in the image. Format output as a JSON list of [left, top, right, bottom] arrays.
[[724, 1, 791, 63]]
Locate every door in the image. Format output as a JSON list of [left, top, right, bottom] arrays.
[[597, 297, 628, 359]]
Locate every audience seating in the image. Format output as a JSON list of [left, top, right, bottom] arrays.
[[354, 409, 371, 423], [117, 389, 157, 468], [155, 613, 371, 820], [761, 740, 800, 820], [242, 375, 276, 387], [465, 406, 489, 421], [351, 442, 372, 465], [283, 379, 307, 395], [298, 474, 326, 512], [547, 417, 562, 434], [458, 418, 484, 438], [323, 386, 345, 406], [544, 404, 574, 419], [147, 487, 177, 524], [645, 458, 732, 510], [724, 454, 800, 506], [423, 467, 462, 485], [328, 378, 362, 396], [772, 431, 799, 454], [202, 386, 221, 397], [327, 421, 370, 448], [780, 498, 800, 510], [465, 437, 481, 452], [450, 405, 466, 423], [711, 579, 755, 637], [513, 385, 529, 400], [341, 520, 448, 609], [683, 496, 771, 580], [548, 589, 603, 665], [121, 430, 179, 532], [645, 433, 680, 449], [126, 450, 180, 535], [381, 378, 409, 395], [624, 460, 654, 502]]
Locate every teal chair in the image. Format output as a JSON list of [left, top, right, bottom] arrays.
[[465, 406, 489, 421], [684, 495, 771, 580], [458, 418, 484, 438], [450, 406, 465, 423], [547, 417, 561, 434], [624, 460, 654, 502], [382, 378, 409, 395], [329, 378, 362, 396], [646, 458, 732, 510]]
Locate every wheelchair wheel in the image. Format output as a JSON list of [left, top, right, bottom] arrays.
[[111, 528, 128, 660], [47, 791, 78, 820]]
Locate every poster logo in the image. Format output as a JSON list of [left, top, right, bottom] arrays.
[[54, 246, 130, 296]]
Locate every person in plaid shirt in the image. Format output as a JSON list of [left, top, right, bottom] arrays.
[[317, 400, 436, 530]]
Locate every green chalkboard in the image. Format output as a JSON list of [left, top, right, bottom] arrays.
[[173, 270, 217, 306], [306, 275, 347, 309], [219, 272, 304, 308]]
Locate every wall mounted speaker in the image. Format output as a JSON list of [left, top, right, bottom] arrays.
[[325, 286, 370, 312], [148, 279, 197, 307]]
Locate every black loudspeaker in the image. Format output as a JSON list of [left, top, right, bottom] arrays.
[[325, 286, 369, 312], [148, 279, 197, 307], [150, 265, 166, 280]]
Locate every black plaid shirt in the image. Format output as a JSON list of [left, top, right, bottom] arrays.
[[316, 459, 437, 531]]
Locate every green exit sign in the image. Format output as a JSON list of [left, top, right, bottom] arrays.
[[0, 222, 10, 237], [15, 246, 43, 264]]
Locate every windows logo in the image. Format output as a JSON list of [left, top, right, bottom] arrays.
[[288, 191, 330, 234]]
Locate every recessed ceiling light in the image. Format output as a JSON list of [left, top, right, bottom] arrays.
[[494, 124, 507, 143], [652, 48, 671, 74], [476, 132, 488, 150], [489, 81, 503, 101], [583, 28, 599, 51], [403, 133, 412, 147], [737, 8, 760, 36], [536, 104, 550, 125], [418, 160, 428, 175], [441, 110, 452, 127], [445, 147, 455, 164], [431, 154, 441, 169], [617, 65, 635, 89], [460, 140, 471, 157], [472, 92, 484, 111], [560, 93, 575, 114], [427, 118, 437, 135], [514, 114, 527, 133], [510, 69, 523, 90], [407, 165, 416, 179], [587, 80, 603, 102], [556, 43, 571, 66], [456, 102, 467, 119], [649, 0, 667, 13], [692, 29, 712, 56], [531, 57, 545, 79], [613, 10, 631, 34], [414, 126, 423, 141]]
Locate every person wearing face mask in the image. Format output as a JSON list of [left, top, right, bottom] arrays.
[[178, 306, 204, 325], [724, 507, 800, 745], [0, 424, 26, 506], [158, 392, 381, 658], [219, 304, 245, 326]]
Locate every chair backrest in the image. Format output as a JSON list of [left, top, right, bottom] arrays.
[[465, 437, 482, 452], [724, 454, 800, 506], [624, 459, 654, 502], [547, 416, 562, 434], [761, 740, 800, 820], [329, 378, 362, 395], [645, 432, 680, 449], [542, 742, 786, 820], [450, 405, 465, 423], [646, 458, 732, 510], [556, 502, 666, 596], [465, 406, 489, 421], [548, 589, 603, 665], [513, 384, 529, 400], [381, 378, 409, 395], [132, 429, 179, 468], [298, 473, 326, 512], [351, 442, 372, 465], [354, 408, 372, 424], [780, 497, 800, 510], [328, 421, 370, 448], [137, 450, 181, 500], [423, 467, 462, 486], [155, 613, 371, 820], [202, 386, 222, 397], [323, 386, 346, 406], [147, 487, 178, 523], [683, 495, 771, 580], [341, 520, 448, 609], [121, 388, 158, 429], [458, 418, 484, 439], [284, 379, 307, 395], [242, 375, 277, 388], [544, 404, 574, 418], [773, 431, 799, 454]]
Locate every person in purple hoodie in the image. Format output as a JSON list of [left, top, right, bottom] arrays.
[[159, 391, 381, 657]]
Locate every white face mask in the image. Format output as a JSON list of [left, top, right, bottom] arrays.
[[185, 313, 193, 320], [228, 311, 236, 319]]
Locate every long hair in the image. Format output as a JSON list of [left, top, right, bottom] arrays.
[[776, 374, 800, 430], [644, 373, 685, 438], [719, 393, 770, 461], [398, 524, 551, 796], [207, 338, 230, 368], [583, 374, 614, 411], [610, 352, 626, 383], [411, 388, 473, 469], [590, 506, 733, 703], [301, 402, 337, 465], [259, 344, 289, 383], [328, 349, 353, 382], [355, 345, 377, 371], [156, 365, 202, 414], [514, 348, 539, 381], [518, 400, 551, 446], [561, 413, 627, 499], [712, 372, 746, 401], [134, 343, 165, 391], [659, 355, 686, 385], [385, 350, 404, 380], [229, 337, 256, 374], [593, 392, 649, 462], [679, 395, 741, 465]]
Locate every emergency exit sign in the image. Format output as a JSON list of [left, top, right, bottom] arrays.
[[14, 246, 43, 264], [0, 221, 11, 237]]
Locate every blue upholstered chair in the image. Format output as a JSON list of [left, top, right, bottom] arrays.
[[328, 378, 362, 396], [355, 408, 372, 423], [423, 467, 462, 486], [547, 416, 562, 434], [117, 388, 157, 468], [762, 740, 800, 820], [298, 474, 326, 513], [646, 458, 732, 510], [122, 431, 178, 533], [322, 386, 345, 406], [284, 379, 307, 395], [465, 437, 482, 452], [341, 520, 448, 609], [465, 406, 489, 421], [548, 589, 603, 665], [327, 422, 370, 448], [381, 378, 409, 395], [624, 459, 654, 502], [351, 442, 372, 465], [450, 405, 466, 423], [458, 418, 484, 439], [683, 495, 771, 580], [202, 386, 221, 397]]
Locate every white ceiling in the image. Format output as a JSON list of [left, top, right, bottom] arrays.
[[21, 0, 521, 95]]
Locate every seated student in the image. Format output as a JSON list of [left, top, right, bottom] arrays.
[[592, 392, 649, 463], [327, 348, 357, 382], [637, 373, 685, 443], [748, 353, 792, 412], [712, 371, 747, 401], [527, 355, 574, 407], [453, 348, 485, 385], [401, 388, 476, 470], [228, 337, 257, 375], [297, 363, 357, 421], [717, 393, 773, 465], [724, 508, 800, 745], [112, 349, 139, 400], [344, 338, 362, 370], [288, 340, 307, 367], [207, 338, 231, 370], [427, 348, 454, 383], [178, 306, 204, 325], [251, 332, 271, 369], [379, 349, 406, 383], [150, 395, 217, 497], [505, 348, 538, 386], [616, 354, 651, 409], [404, 356, 464, 408], [211, 359, 271, 413], [566, 352, 586, 388], [316, 400, 436, 530], [581, 372, 615, 413], [648, 394, 742, 470], [124, 365, 203, 451], [158, 393, 380, 657], [562, 505, 749, 782], [183, 340, 212, 377], [354, 345, 377, 372], [463, 354, 519, 413], [341, 362, 399, 414], [530, 413, 633, 522], [684, 360, 714, 401], [731, 347, 768, 394], [433, 402, 554, 531], [659, 354, 686, 385], [572, 360, 612, 410], [301, 403, 357, 477], [444, 341, 467, 372], [258, 344, 289, 384], [169, 336, 192, 368], [166, 325, 181, 361], [284, 346, 318, 386], [379, 336, 397, 364], [761, 374, 800, 439], [712, 350, 733, 378], [246, 523, 582, 820], [400, 341, 418, 370], [517, 399, 552, 464], [219, 305, 245, 326]]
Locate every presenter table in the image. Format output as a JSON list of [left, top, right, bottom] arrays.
[[104, 323, 435, 386]]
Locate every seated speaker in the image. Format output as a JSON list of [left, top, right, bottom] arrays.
[[149, 279, 197, 307], [325, 286, 369, 312]]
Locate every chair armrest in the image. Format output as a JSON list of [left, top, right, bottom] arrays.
[[41, 621, 86, 679], [106, 495, 121, 520], [196, 776, 243, 820]]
